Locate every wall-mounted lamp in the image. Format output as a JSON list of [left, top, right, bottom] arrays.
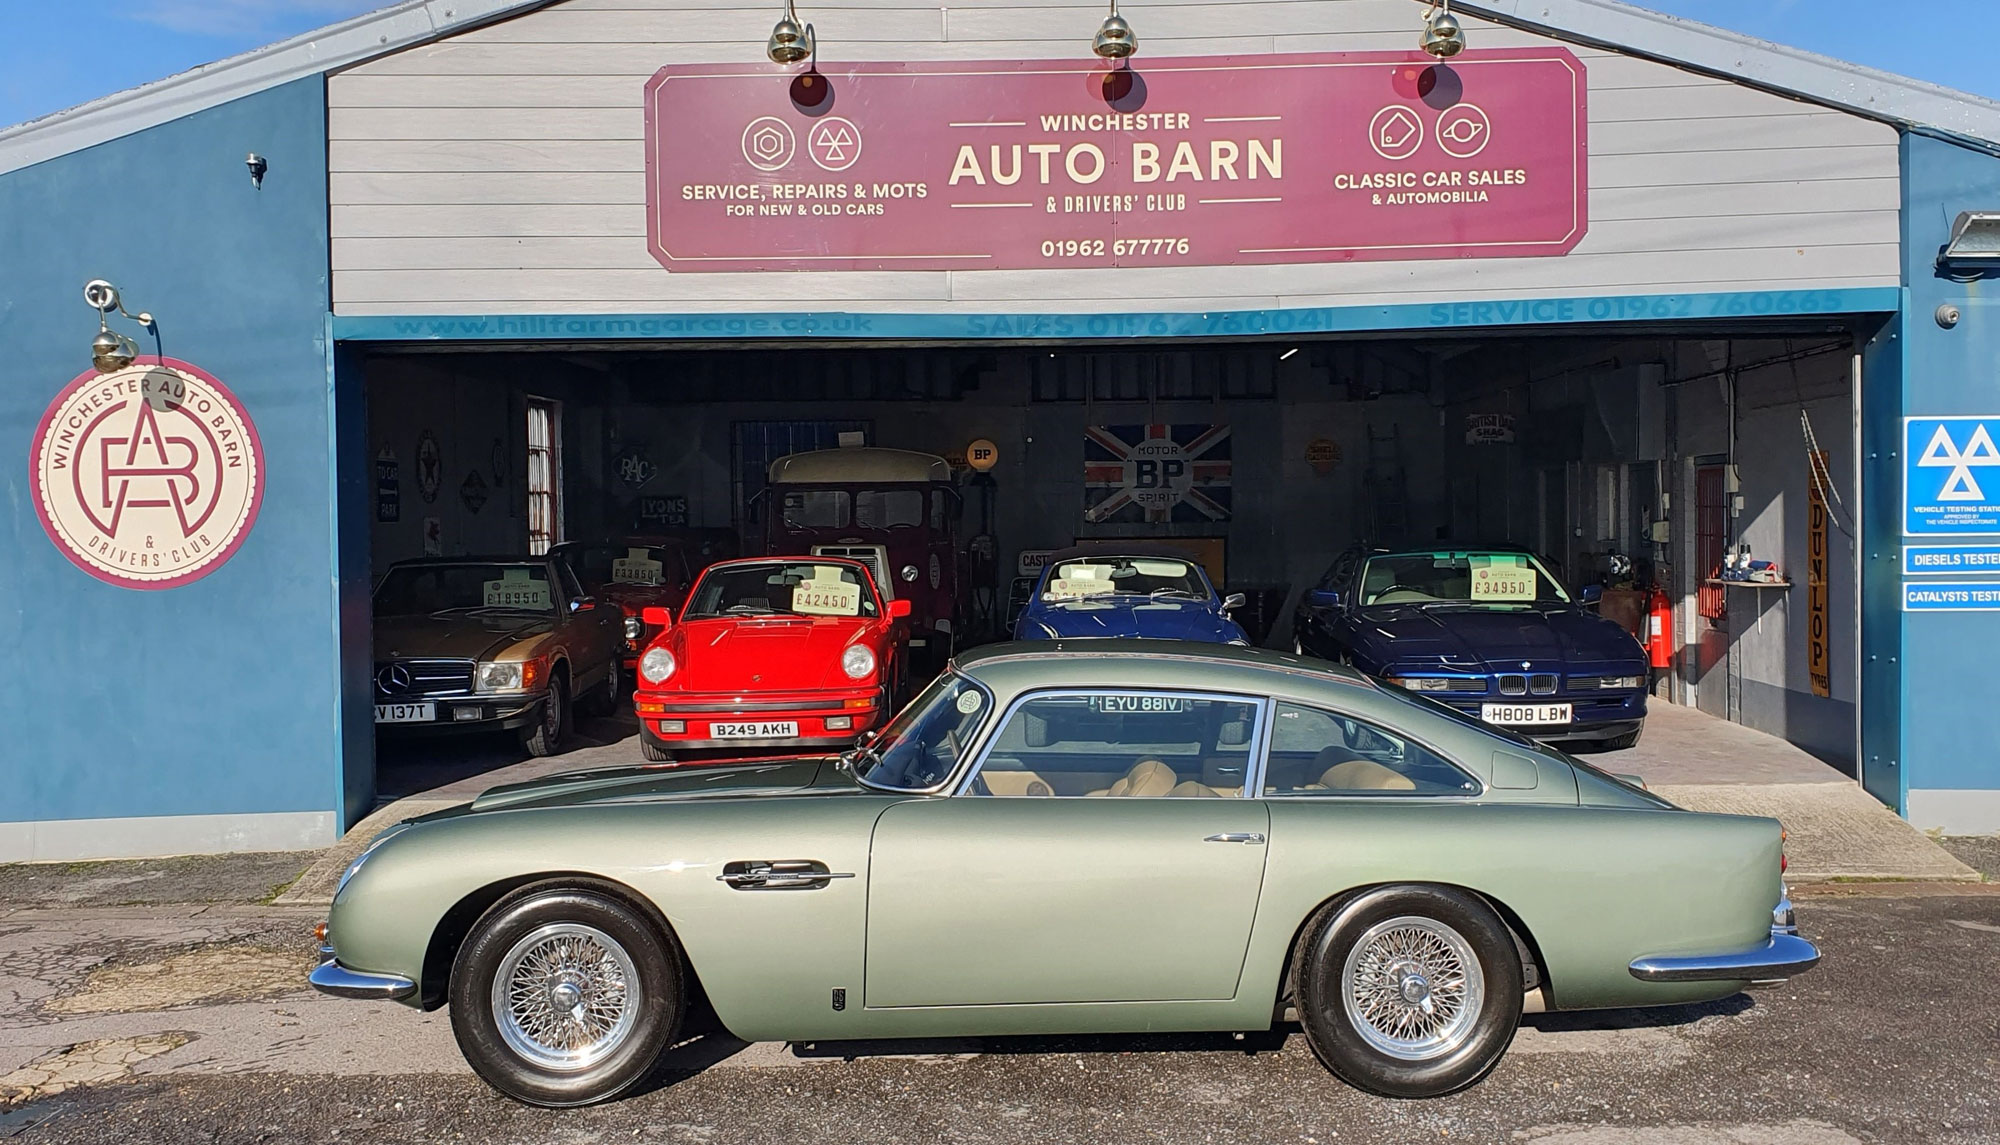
[[246, 152, 268, 189], [1939, 211, 2000, 268], [1420, 0, 1465, 58], [83, 279, 154, 375], [767, 0, 814, 64], [1093, 0, 1137, 59]]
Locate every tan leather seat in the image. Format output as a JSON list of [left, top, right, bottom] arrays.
[[1088, 758, 1179, 797], [1167, 780, 1222, 798], [1317, 758, 1416, 791]]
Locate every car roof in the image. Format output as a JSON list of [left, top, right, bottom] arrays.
[[384, 555, 549, 568], [952, 639, 1375, 694], [1370, 542, 1537, 557]]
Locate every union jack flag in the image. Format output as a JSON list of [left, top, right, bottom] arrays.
[[1084, 424, 1232, 524]]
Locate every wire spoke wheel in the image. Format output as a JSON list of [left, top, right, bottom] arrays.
[[1337, 915, 1485, 1062], [491, 922, 642, 1072]]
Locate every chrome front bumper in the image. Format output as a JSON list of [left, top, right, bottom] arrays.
[[309, 943, 417, 1001], [1628, 890, 1822, 984]]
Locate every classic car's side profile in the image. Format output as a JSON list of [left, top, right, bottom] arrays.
[[629, 556, 912, 761], [1292, 545, 1650, 749], [312, 642, 1817, 1108], [371, 554, 624, 756], [1013, 545, 1251, 644]]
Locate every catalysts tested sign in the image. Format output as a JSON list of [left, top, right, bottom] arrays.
[[644, 50, 1587, 272]]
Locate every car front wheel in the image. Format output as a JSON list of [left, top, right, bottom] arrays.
[[521, 676, 568, 757], [449, 886, 684, 1107], [1294, 885, 1522, 1098]]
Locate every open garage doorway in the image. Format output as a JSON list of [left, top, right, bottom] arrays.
[[346, 324, 1869, 807]]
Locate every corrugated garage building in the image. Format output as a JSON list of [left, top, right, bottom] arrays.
[[2, 0, 1997, 859]]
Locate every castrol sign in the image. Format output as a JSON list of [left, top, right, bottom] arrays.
[[645, 49, 1586, 272]]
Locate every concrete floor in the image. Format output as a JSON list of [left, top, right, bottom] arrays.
[[4, 887, 1999, 1143]]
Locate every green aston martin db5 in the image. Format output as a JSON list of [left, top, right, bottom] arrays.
[[312, 641, 1818, 1107]]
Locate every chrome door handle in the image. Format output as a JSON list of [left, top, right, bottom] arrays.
[[718, 860, 856, 890], [1204, 832, 1266, 845]]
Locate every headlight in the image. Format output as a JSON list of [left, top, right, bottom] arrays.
[[477, 661, 540, 692], [640, 647, 677, 684], [842, 644, 878, 680], [1385, 674, 1485, 693], [623, 616, 645, 641], [1593, 675, 1646, 690]]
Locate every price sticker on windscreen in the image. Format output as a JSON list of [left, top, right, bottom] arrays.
[[793, 569, 862, 616], [484, 567, 553, 609], [612, 548, 664, 586], [1469, 555, 1537, 601]]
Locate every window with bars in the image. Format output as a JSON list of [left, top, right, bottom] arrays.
[[526, 398, 562, 555]]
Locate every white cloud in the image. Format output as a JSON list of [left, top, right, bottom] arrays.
[[128, 0, 385, 38]]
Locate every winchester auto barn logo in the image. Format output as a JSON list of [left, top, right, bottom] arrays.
[[30, 359, 264, 589]]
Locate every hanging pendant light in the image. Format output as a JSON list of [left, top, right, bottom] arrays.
[[1420, 0, 1465, 58], [768, 0, 815, 64], [1093, 0, 1138, 59]]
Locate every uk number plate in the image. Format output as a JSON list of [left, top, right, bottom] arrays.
[[1480, 703, 1572, 726], [374, 703, 436, 724], [711, 720, 799, 739]]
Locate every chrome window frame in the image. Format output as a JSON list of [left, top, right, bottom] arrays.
[[955, 687, 1271, 799], [852, 670, 1000, 796], [1252, 699, 1487, 801]]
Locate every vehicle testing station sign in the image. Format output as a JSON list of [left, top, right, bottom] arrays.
[[1905, 416, 2000, 536], [645, 49, 1588, 273]]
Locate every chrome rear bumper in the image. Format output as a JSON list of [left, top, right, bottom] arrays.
[[1629, 892, 1821, 984], [309, 943, 417, 1001]]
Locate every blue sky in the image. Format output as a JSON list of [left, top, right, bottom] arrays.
[[1, 0, 1994, 132]]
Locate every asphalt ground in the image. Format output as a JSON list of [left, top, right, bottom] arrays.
[[1, 884, 1997, 1144]]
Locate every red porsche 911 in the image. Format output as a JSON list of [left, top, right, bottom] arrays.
[[631, 557, 911, 761]]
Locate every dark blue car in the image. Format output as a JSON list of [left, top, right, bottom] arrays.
[[1290, 545, 1648, 749], [1014, 545, 1249, 644]]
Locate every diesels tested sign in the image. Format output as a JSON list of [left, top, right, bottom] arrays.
[[644, 50, 1587, 272]]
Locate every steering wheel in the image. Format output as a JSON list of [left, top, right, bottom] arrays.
[[1368, 584, 1427, 603]]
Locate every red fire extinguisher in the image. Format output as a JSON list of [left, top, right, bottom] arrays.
[[1645, 585, 1674, 670]]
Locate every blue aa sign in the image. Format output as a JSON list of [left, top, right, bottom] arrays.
[[1906, 417, 2000, 536]]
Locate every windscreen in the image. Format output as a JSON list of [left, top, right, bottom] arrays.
[[374, 564, 557, 615], [1357, 552, 1571, 606], [1043, 556, 1207, 602], [683, 562, 878, 619]]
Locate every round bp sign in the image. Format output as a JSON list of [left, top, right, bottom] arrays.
[[30, 358, 264, 589]]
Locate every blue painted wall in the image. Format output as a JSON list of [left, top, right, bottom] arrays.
[[1898, 132, 2000, 805], [0, 77, 346, 831]]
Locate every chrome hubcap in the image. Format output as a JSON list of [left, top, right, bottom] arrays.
[[491, 923, 640, 1072], [1339, 915, 1484, 1061]]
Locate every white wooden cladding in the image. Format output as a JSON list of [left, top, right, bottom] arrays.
[[327, 0, 1901, 316]]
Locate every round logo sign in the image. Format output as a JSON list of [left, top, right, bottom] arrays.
[[30, 358, 264, 589]]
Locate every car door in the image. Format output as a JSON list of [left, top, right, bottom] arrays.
[[863, 688, 1271, 1008], [554, 554, 619, 681]]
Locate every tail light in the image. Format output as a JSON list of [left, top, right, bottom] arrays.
[[1779, 827, 1789, 874]]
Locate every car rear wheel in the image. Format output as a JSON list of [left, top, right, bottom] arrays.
[[585, 661, 622, 717], [522, 675, 568, 757], [449, 886, 683, 1107], [1294, 885, 1522, 1098]]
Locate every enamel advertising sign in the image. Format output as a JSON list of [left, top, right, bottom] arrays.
[[645, 50, 1587, 273], [30, 358, 264, 589]]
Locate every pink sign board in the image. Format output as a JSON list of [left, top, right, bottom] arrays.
[[645, 50, 1587, 273]]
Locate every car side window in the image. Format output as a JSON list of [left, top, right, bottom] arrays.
[[968, 692, 1260, 798], [554, 558, 587, 603], [1263, 702, 1479, 796]]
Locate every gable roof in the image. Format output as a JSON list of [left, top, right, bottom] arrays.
[[5, 0, 2000, 178]]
